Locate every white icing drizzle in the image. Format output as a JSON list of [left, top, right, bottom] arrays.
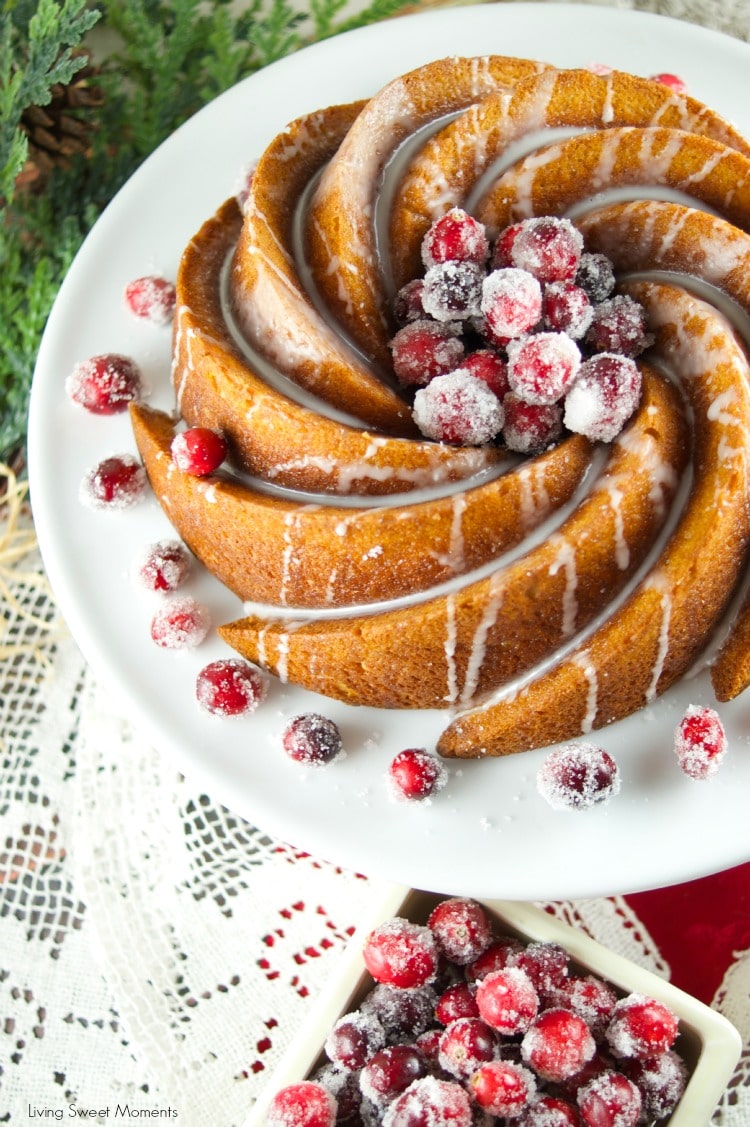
[[645, 571, 673, 701], [548, 536, 578, 638], [572, 650, 599, 733]]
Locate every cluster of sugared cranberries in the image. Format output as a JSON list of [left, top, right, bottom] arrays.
[[389, 210, 651, 452], [266, 896, 688, 1127]]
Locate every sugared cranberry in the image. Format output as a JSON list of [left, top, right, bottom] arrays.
[[550, 974, 618, 1039], [124, 275, 176, 324], [475, 967, 539, 1035], [466, 936, 525, 981], [605, 993, 679, 1060], [435, 982, 479, 1025], [622, 1051, 688, 1119], [150, 596, 210, 650], [575, 253, 616, 303], [66, 353, 142, 414], [674, 704, 727, 779], [428, 898, 493, 966], [543, 282, 593, 339], [362, 983, 437, 1041], [134, 539, 191, 592], [196, 658, 267, 717], [171, 426, 227, 476], [521, 1008, 597, 1083], [438, 1017, 498, 1079], [492, 222, 525, 268], [537, 743, 621, 811], [510, 217, 583, 283], [422, 261, 485, 322], [412, 370, 504, 446], [382, 1076, 473, 1127], [267, 1081, 337, 1127], [563, 353, 642, 443], [415, 1027, 443, 1061], [390, 320, 465, 388], [394, 279, 427, 324], [650, 71, 687, 94], [421, 208, 489, 268], [388, 748, 447, 801], [313, 1065, 363, 1125], [282, 713, 343, 766], [507, 331, 581, 405], [502, 394, 563, 454], [517, 1095, 581, 1126], [586, 295, 651, 357], [481, 268, 542, 339], [361, 1044, 428, 1108], [325, 1010, 386, 1072], [577, 1070, 642, 1127], [462, 350, 510, 398], [470, 1059, 537, 1118], [363, 919, 439, 989], [510, 941, 569, 999], [80, 453, 147, 510]]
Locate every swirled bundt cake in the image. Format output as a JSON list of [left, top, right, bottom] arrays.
[[131, 54, 750, 760]]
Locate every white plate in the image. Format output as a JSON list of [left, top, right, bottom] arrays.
[[28, 3, 750, 901]]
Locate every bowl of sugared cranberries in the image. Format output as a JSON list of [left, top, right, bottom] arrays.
[[248, 889, 741, 1127]]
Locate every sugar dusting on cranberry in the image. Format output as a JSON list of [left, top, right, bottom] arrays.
[[66, 353, 142, 414], [325, 1009, 386, 1071], [507, 332, 581, 405], [383, 1075, 473, 1127], [586, 295, 651, 357], [521, 1007, 597, 1082], [171, 426, 228, 476], [388, 747, 448, 802], [470, 1058, 537, 1117], [502, 395, 563, 454], [481, 267, 542, 338], [674, 703, 727, 779], [390, 320, 465, 388], [134, 539, 191, 592], [577, 1069, 642, 1127], [150, 595, 210, 650], [537, 743, 621, 811], [282, 713, 343, 766], [606, 993, 679, 1060], [421, 207, 489, 268], [412, 370, 504, 445], [80, 454, 147, 510], [124, 275, 176, 324], [196, 658, 267, 717], [509, 216, 583, 283], [363, 918, 439, 989], [563, 353, 642, 443], [267, 1080, 337, 1127]]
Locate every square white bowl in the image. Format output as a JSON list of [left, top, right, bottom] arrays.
[[245, 885, 742, 1125]]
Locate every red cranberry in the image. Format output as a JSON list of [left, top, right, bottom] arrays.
[[362, 983, 437, 1041], [510, 941, 569, 999], [412, 370, 504, 446], [510, 217, 583, 283], [422, 261, 485, 322], [521, 1008, 597, 1083], [325, 1010, 386, 1072], [481, 268, 542, 339], [124, 275, 176, 324], [428, 898, 492, 966], [282, 713, 343, 766], [462, 349, 510, 398], [66, 353, 142, 414], [585, 295, 651, 357], [80, 454, 147, 510], [502, 394, 563, 454], [550, 974, 618, 1039], [421, 208, 489, 268], [537, 743, 621, 811], [394, 279, 427, 324], [363, 919, 439, 989], [650, 71, 687, 94], [361, 1044, 428, 1107], [196, 658, 267, 717], [171, 426, 227, 476], [313, 1065, 362, 1125], [382, 1076, 472, 1127], [475, 967, 539, 1035], [622, 1050, 688, 1119], [543, 282, 593, 339], [388, 748, 448, 801], [674, 704, 727, 779], [466, 936, 524, 981], [435, 982, 479, 1024], [267, 1081, 337, 1127], [575, 253, 616, 303], [438, 1017, 498, 1079], [517, 1095, 581, 1126], [507, 332, 581, 405], [150, 596, 210, 650], [469, 1059, 537, 1118], [492, 221, 525, 268], [577, 1070, 642, 1127], [415, 1027, 443, 1062], [563, 353, 642, 443], [390, 319, 465, 388], [605, 993, 679, 1060], [134, 539, 191, 592]]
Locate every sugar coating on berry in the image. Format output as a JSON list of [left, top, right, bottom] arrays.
[[502, 395, 563, 455], [412, 369, 504, 445], [382, 1076, 473, 1127], [363, 918, 439, 989], [537, 743, 621, 811], [438, 1016, 498, 1078], [462, 349, 509, 398], [282, 713, 343, 766], [421, 208, 489, 269], [124, 275, 176, 324], [509, 941, 569, 998], [171, 426, 227, 476], [150, 596, 210, 650], [267, 1080, 337, 1127], [435, 982, 480, 1024], [586, 294, 651, 357], [481, 268, 543, 338], [362, 983, 437, 1041], [196, 658, 267, 717], [492, 222, 525, 268], [470, 1058, 537, 1117], [507, 332, 581, 405], [394, 278, 426, 324], [510, 217, 583, 283], [66, 353, 142, 414], [674, 704, 727, 779], [324, 1009, 386, 1071], [552, 974, 618, 1039], [543, 281, 593, 339], [516, 1095, 580, 1125], [428, 897, 493, 965], [521, 1008, 597, 1082], [134, 539, 191, 592], [360, 1043, 427, 1107], [79, 454, 147, 511], [575, 252, 616, 302], [563, 353, 642, 443], [312, 1065, 362, 1124], [467, 936, 524, 981], [577, 1069, 642, 1127], [422, 260, 485, 321], [605, 992, 679, 1060], [390, 319, 465, 388], [475, 967, 539, 1035], [624, 1050, 688, 1118], [388, 747, 447, 802]]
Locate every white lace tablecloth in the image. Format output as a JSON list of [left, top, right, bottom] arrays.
[[4, 0, 750, 1122]]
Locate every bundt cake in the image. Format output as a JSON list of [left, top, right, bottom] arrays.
[[131, 54, 750, 760]]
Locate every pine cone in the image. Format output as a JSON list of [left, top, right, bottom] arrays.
[[16, 49, 105, 192]]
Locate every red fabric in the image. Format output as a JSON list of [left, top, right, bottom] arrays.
[[625, 862, 750, 1004]]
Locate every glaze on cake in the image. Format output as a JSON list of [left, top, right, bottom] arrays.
[[131, 55, 750, 759]]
